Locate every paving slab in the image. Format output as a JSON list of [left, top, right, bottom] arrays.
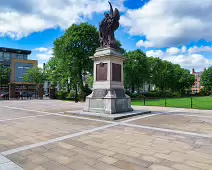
[[5, 125, 212, 170], [1, 100, 212, 170], [0, 115, 107, 152], [128, 114, 212, 135]]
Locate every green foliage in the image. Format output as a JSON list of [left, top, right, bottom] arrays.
[[199, 88, 210, 96], [83, 84, 92, 96], [85, 74, 94, 89], [0, 64, 10, 86], [66, 91, 76, 100], [47, 23, 99, 95], [23, 67, 46, 85], [124, 49, 149, 93], [56, 91, 68, 100], [146, 57, 194, 95], [201, 67, 212, 93]]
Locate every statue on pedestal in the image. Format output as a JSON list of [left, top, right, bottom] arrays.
[[99, 1, 120, 49]]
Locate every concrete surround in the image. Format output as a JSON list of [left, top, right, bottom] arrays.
[[83, 47, 133, 114]]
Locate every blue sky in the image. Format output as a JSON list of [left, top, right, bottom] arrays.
[[0, 0, 212, 71]]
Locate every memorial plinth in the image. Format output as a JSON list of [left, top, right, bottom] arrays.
[[83, 47, 133, 114]]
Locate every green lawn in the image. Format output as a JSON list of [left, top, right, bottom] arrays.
[[132, 96, 212, 110]]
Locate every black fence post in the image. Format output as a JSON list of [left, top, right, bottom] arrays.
[[191, 97, 193, 108], [144, 96, 146, 106], [165, 96, 167, 107]]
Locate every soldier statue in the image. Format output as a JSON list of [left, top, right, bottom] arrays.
[[99, 1, 120, 49]]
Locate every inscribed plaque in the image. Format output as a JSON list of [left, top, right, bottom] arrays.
[[96, 63, 107, 81], [112, 63, 121, 81]]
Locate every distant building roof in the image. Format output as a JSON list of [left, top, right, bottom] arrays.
[[194, 71, 203, 77], [0, 47, 31, 55]]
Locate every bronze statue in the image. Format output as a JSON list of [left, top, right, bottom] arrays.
[[99, 1, 120, 49]]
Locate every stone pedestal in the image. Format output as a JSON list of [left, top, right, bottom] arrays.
[[38, 84, 44, 100], [9, 83, 16, 100], [84, 47, 133, 114]]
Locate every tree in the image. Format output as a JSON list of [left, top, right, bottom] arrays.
[[171, 65, 195, 94], [147, 57, 172, 92], [124, 50, 149, 93], [201, 67, 212, 93], [0, 64, 10, 88], [53, 23, 99, 97], [23, 67, 46, 85], [147, 57, 194, 94]]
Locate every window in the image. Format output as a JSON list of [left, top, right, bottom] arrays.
[[0, 52, 3, 61], [11, 53, 17, 59], [17, 54, 23, 60], [18, 66, 23, 69], [4, 52, 11, 61], [23, 54, 27, 60]]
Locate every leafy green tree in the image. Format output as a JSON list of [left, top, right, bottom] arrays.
[[147, 57, 172, 92], [53, 23, 99, 96], [171, 65, 195, 94], [147, 57, 194, 94], [0, 64, 11, 88], [201, 67, 212, 93], [124, 50, 149, 93], [23, 67, 46, 85]]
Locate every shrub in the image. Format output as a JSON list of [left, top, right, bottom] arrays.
[[56, 91, 68, 100], [199, 88, 210, 96], [137, 94, 145, 99], [130, 93, 138, 99], [172, 92, 181, 97], [67, 91, 75, 100], [83, 84, 92, 97]]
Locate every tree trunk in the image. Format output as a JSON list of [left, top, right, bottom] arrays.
[[78, 69, 84, 101], [67, 80, 70, 93], [131, 85, 135, 93]]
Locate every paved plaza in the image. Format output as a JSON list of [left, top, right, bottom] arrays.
[[0, 100, 212, 170]]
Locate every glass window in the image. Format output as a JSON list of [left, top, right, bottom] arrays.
[[23, 54, 27, 60], [17, 54, 23, 60], [0, 52, 3, 61], [4, 52, 11, 61], [11, 53, 17, 59]]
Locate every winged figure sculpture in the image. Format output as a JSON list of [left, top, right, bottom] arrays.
[[99, 1, 120, 49]]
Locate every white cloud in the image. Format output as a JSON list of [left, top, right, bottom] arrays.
[[35, 47, 53, 61], [34, 47, 49, 52], [38, 63, 43, 68], [188, 45, 212, 53], [121, 0, 212, 48], [166, 47, 181, 55], [36, 54, 52, 60], [0, 0, 125, 39], [136, 40, 154, 49], [146, 45, 212, 71], [165, 54, 212, 71]]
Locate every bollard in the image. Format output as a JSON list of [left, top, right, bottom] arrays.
[[191, 97, 193, 108]]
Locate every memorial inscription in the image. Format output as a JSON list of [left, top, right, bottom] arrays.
[[112, 63, 121, 82], [96, 63, 107, 81]]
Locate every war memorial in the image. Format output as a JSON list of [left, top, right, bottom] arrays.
[[71, 2, 150, 120]]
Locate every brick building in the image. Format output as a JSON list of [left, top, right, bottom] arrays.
[[191, 68, 206, 94]]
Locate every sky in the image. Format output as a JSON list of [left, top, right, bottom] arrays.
[[0, 0, 212, 72]]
